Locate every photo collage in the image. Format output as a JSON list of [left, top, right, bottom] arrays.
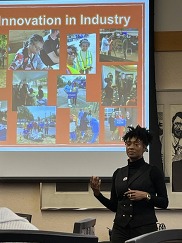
[[0, 3, 144, 148]]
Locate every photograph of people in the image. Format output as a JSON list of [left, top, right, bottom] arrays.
[[100, 34, 112, 55], [157, 105, 164, 165], [69, 102, 99, 144], [67, 33, 96, 74], [101, 65, 137, 106], [66, 45, 80, 74], [171, 109, 182, 192], [8, 30, 58, 71], [116, 110, 126, 141], [12, 71, 48, 111], [57, 75, 86, 108], [100, 28, 138, 62], [102, 72, 114, 106], [0, 101, 7, 141], [0, 34, 7, 88], [117, 71, 137, 106], [40, 29, 60, 69], [108, 111, 117, 141], [104, 107, 137, 142], [0, 34, 7, 69], [76, 38, 93, 74], [17, 106, 56, 144], [90, 125, 168, 243]]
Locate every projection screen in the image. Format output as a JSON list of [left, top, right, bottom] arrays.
[[0, 0, 152, 180]]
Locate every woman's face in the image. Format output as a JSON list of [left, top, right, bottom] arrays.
[[67, 48, 77, 65], [30, 41, 43, 54], [125, 137, 146, 162]]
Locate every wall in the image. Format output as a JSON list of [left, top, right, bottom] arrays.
[[1, 183, 182, 242], [1, 0, 182, 242]]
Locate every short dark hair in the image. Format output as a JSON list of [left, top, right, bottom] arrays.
[[67, 45, 77, 55], [79, 38, 90, 47], [172, 112, 182, 123], [122, 125, 153, 146], [29, 34, 44, 45], [50, 29, 59, 34], [24, 34, 44, 48]]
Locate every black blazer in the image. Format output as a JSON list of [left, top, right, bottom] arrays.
[[96, 158, 168, 228], [115, 163, 157, 227]]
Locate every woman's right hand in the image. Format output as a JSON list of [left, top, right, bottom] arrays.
[[90, 176, 101, 196]]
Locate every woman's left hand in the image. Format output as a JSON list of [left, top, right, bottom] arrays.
[[124, 189, 148, 201]]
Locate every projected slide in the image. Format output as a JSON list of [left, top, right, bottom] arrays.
[[0, 0, 149, 151]]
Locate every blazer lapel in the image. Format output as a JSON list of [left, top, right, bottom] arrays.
[[117, 166, 129, 194]]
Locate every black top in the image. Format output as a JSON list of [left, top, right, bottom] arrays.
[[40, 35, 59, 66], [95, 157, 168, 228], [104, 85, 113, 99]]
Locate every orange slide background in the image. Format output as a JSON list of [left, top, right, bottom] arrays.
[[0, 3, 145, 148]]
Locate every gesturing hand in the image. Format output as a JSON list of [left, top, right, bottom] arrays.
[[124, 189, 148, 201], [90, 176, 101, 196]]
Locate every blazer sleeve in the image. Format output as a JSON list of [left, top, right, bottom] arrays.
[[150, 166, 169, 209], [94, 169, 119, 212]]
